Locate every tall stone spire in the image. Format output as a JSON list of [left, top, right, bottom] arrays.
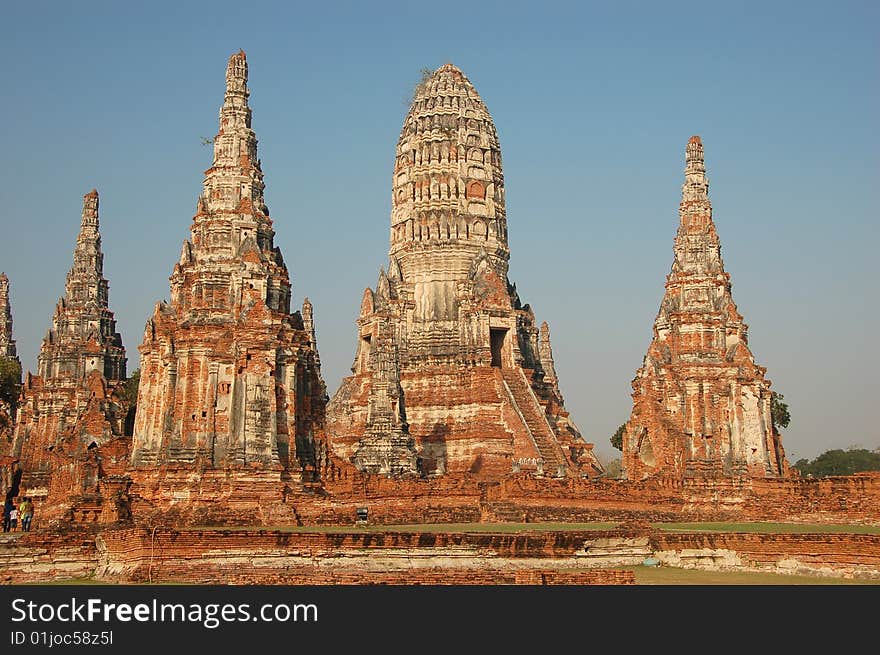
[[623, 137, 788, 481], [201, 50, 267, 217], [35, 190, 126, 381], [169, 50, 287, 317], [327, 64, 602, 479], [131, 52, 326, 480], [0, 273, 17, 361], [0, 272, 20, 449], [13, 190, 128, 509]]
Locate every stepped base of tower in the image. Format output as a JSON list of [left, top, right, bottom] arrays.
[[328, 364, 599, 479], [132, 301, 325, 474], [16, 469, 880, 537], [14, 435, 132, 525], [12, 369, 129, 510], [123, 466, 314, 526], [623, 382, 790, 482]]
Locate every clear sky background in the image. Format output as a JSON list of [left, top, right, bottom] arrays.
[[0, 1, 876, 465]]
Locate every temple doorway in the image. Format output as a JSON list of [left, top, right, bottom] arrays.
[[490, 328, 507, 368]]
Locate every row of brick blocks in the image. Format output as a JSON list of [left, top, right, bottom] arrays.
[[5, 527, 880, 584]]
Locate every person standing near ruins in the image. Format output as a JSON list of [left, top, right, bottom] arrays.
[[2, 497, 12, 531], [18, 497, 32, 532], [8, 501, 17, 530]]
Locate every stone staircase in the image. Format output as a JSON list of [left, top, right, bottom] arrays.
[[501, 368, 566, 477]]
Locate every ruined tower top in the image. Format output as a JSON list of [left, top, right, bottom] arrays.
[[225, 49, 248, 93], [390, 63, 508, 282], [36, 189, 126, 383], [67, 190, 106, 299], [201, 48, 265, 216], [667, 136, 727, 288], [0, 272, 17, 361], [168, 50, 289, 318], [81, 189, 99, 232], [680, 135, 711, 223]]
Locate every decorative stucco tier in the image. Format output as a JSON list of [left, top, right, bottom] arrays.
[[623, 137, 788, 481], [327, 64, 602, 479], [130, 51, 326, 480]]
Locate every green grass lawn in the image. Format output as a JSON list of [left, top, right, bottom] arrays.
[[652, 522, 880, 534], [627, 565, 880, 585]]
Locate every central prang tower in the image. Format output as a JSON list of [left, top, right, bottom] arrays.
[[131, 52, 326, 480], [327, 64, 601, 479]]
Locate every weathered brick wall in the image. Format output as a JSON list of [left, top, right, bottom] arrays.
[[5, 525, 880, 584], [744, 473, 880, 521], [94, 528, 636, 585], [46, 465, 880, 531], [0, 530, 99, 584], [652, 531, 880, 568]]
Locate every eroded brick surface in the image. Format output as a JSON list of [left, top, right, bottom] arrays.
[[0, 273, 20, 451], [129, 52, 326, 498], [11, 191, 128, 520], [326, 64, 601, 480], [623, 137, 787, 481]]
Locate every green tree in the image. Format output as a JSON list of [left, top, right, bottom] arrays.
[[0, 356, 22, 433], [119, 368, 140, 408], [0, 356, 22, 410], [610, 423, 626, 451], [771, 392, 790, 431], [792, 448, 880, 478]]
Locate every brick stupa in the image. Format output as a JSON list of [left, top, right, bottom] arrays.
[[130, 52, 327, 485], [0, 273, 21, 480], [623, 137, 788, 480], [0, 274, 18, 365], [327, 64, 602, 479], [13, 190, 129, 511]]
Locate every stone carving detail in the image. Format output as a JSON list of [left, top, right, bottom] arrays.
[[130, 51, 326, 479], [327, 64, 602, 479], [623, 136, 788, 480], [13, 190, 128, 500], [351, 318, 419, 476]]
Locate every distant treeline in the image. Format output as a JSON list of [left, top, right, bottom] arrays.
[[793, 448, 880, 478]]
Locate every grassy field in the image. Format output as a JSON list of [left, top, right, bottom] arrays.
[[182, 521, 880, 534], [628, 565, 879, 585], [652, 522, 880, 534]]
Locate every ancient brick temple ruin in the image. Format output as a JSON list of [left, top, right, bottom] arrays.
[[0, 274, 18, 365], [130, 51, 326, 485], [623, 137, 788, 481], [327, 64, 602, 479], [12, 190, 129, 512], [0, 273, 21, 443], [0, 272, 21, 497]]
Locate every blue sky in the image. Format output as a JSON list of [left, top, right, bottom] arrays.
[[0, 1, 876, 463]]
